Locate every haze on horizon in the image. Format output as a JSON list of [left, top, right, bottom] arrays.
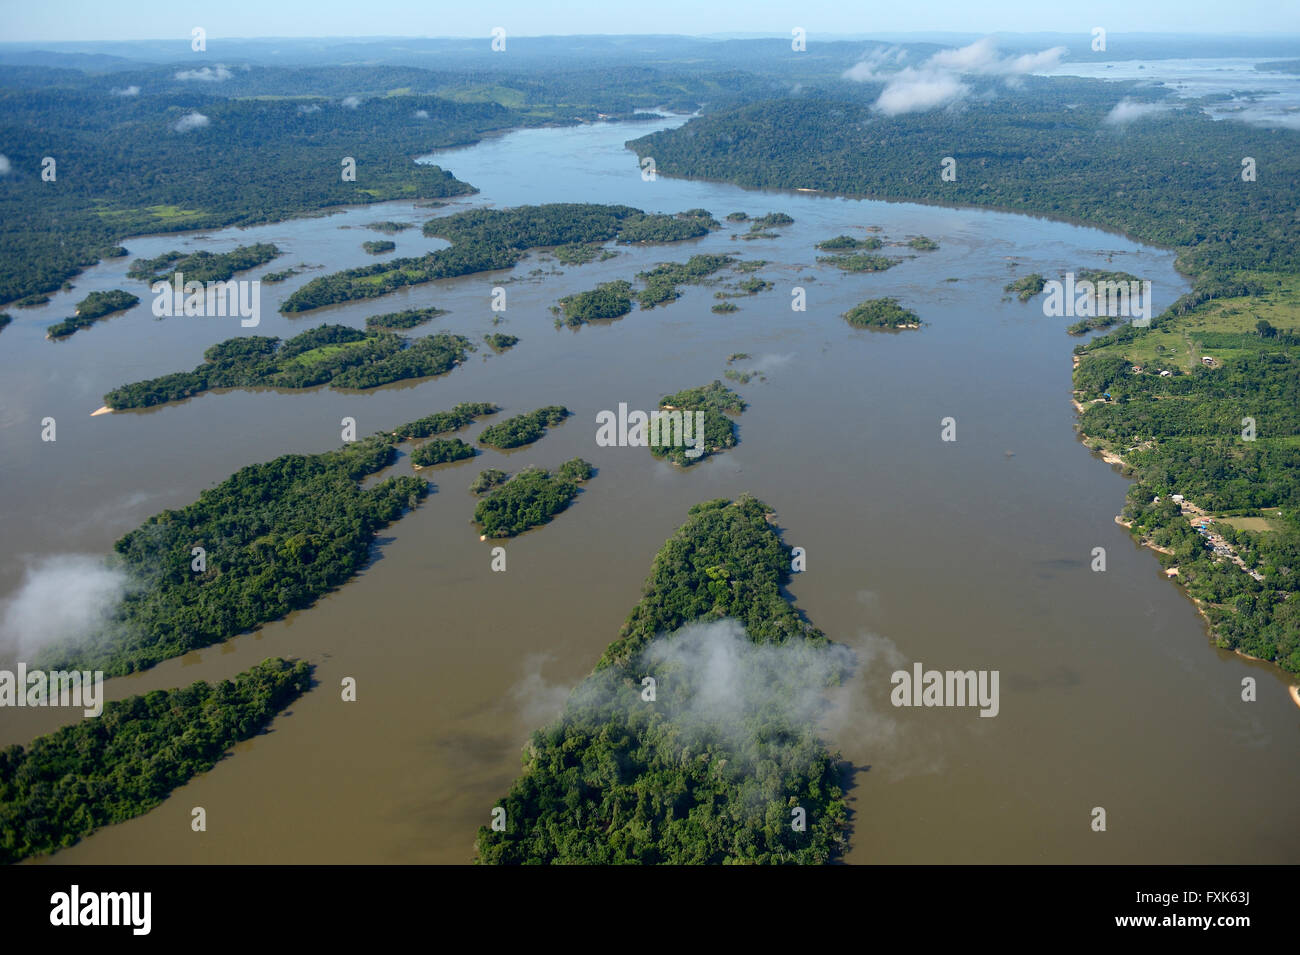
[[4, 0, 1299, 44]]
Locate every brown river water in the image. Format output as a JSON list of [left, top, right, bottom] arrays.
[[1, 116, 1296, 863]]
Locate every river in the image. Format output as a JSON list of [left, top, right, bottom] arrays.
[[1, 114, 1296, 864]]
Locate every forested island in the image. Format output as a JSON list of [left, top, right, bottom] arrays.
[[469, 468, 510, 495], [391, 401, 498, 440], [410, 437, 477, 468], [477, 406, 570, 449], [364, 306, 447, 331], [36, 403, 498, 675], [46, 289, 139, 339], [282, 204, 719, 313], [817, 235, 882, 251], [556, 280, 633, 326], [553, 242, 618, 265], [477, 496, 848, 864], [362, 240, 396, 254], [127, 243, 281, 285], [472, 459, 595, 538], [818, 251, 897, 272], [650, 380, 745, 466], [102, 324, 473, 409], [636, 254, 735, 308], [1006, 273, 1046, 301], [843, 297, 922, 330], [484, 332, 519, 351], [0, 658, 312, 864]]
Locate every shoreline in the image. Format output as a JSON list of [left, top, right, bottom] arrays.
[[1081, 383, 1298, 692]]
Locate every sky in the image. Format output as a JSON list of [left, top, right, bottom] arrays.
[[2, 0, 1298, 43]]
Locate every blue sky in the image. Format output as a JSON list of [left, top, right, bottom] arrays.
[[3, 0, 1298, 42]]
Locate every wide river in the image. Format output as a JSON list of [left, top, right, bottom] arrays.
[[1, 115, 1296, 864]]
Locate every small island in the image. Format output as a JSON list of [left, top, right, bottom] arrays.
[[477, 406, 571, 450], [362, 240, 397, 254], [469, 468, 510, 495], [367, 220, 414, 234], [819, 251, 897, 272], [817, 235, 882, 251], [365, 306, 447, 331], [102, 324, 473, 409], [907, 236, 939, 251], [46, 289, 140, 339], [1005, 273, 1046, 301], [473, 459, 595, 538], [555, 280, 634, 327], [483, 332, 519, 351], [636, 254, 734, 308], [843, 297, 922, 329], [128, 243, 280, 284], [554, 243, 617, 265], [391, 402, 498, 440], [410, 437, 476, 468], [649, 380, 745, 467]]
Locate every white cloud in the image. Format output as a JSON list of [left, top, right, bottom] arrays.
[[413, 109, 429, 119], [0, 555, 129, 658], [1104, 99, 1170, 125], [875, 69, 971, 116], [341, 95, 362, 109], [174, 65, 232, 82], [0, 155, 10, 176], [172, 111, 210, 132], [111, 85, 140, 97], [845, 37, 1066, 116], [841, 45, 908, 82]]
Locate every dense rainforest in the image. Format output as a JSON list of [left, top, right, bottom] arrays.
[[477, 497, 848, 864], [628, 79, 1300, 280], [0, 658, 313, 864]]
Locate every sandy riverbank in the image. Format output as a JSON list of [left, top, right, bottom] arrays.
[[90, 406, 112, 416]]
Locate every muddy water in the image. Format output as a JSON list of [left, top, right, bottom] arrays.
[[1, 116, 1296, 864]]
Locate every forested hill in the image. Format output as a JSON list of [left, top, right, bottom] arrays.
[[627, 79, 1300, 279]]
